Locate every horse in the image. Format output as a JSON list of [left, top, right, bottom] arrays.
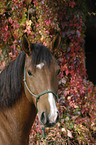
[[0, 34, 60, 145]]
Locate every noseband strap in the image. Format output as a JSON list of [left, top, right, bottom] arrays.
[[23, 67, 58, 111]]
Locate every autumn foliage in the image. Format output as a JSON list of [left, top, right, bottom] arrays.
[[0, 0, 96, 144]]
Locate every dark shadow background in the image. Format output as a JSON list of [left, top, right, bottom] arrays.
[[85, 0, 96, 84]]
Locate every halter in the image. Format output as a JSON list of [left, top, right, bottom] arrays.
[[23, 66, 58, 139], [23, 66, 58, 110]]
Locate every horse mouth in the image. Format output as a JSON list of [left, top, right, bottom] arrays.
[[45, 122, 56, 127]]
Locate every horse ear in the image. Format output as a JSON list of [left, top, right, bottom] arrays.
[[21, 33, 31, 55], [50, 33, 61, 52]]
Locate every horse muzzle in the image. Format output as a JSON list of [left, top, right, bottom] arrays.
[[40, 111, 59, 127]]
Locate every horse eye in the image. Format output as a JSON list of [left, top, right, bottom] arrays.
[[27, 70, 32, 76]]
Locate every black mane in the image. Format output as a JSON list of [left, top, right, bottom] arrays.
[[0, 43, 52, 108], [0, 52, 26, 108]]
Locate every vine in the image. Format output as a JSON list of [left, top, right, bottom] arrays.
[[0, 0, 96, 144]]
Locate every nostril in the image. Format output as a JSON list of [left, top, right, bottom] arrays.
[[41, 112, 45, 121], [40, 112, 46, 124], [56, 112, 59, 122]]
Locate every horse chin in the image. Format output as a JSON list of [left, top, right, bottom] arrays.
[[45, 122, 56, 128]]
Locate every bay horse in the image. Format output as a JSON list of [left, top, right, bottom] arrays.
[[0, 34, 60, 145]]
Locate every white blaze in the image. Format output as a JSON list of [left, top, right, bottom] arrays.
[[48, 93, 58, 123], [36, 63, 44, 69]]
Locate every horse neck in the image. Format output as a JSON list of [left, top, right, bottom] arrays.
[[0, 92, 37, 145]]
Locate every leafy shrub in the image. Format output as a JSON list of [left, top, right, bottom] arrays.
[[0, 0, 96, 144]]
